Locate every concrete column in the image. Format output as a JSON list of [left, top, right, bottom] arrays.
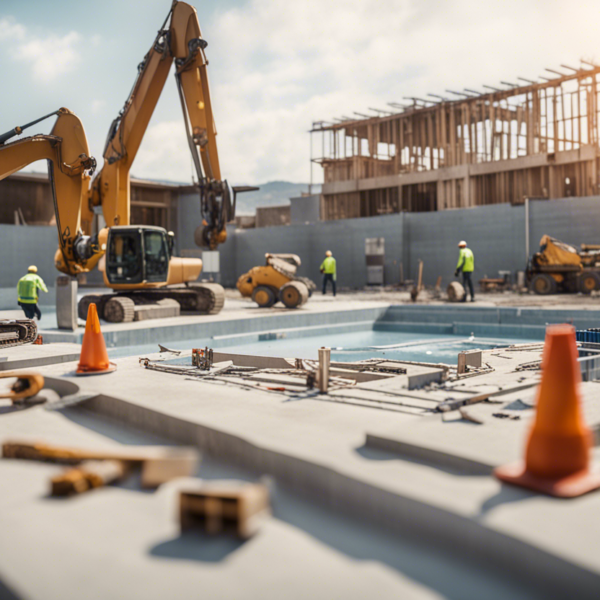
[[462, 175, 470, 207], [436, 180, 444, 210], [55, 276, 77, 331]]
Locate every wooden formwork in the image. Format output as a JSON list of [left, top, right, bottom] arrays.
[[312, 64, 600, 219]]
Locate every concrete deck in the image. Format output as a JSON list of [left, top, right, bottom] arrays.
[[0, 343, 81, 371], [4, 292, 600, 350], [1, 339, 600, 598]]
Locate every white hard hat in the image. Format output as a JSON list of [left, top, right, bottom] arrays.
[[28, 265, 38, 273], [458, 241, 467, 247]]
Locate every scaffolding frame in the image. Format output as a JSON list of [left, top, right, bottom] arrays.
[[311, 63, 600, 220]]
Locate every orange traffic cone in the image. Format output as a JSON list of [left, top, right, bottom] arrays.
[[494, 324, 600, 497], [76, 303, 116, 376]]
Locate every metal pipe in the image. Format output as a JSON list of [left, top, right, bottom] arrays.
[[318, 347, 330, 393], [525, 197, 530, 263]]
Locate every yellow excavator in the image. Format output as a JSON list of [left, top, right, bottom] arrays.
[[1, 2, 251, 331], [0, 108, 97, 345], [78, 0, 257, 322]]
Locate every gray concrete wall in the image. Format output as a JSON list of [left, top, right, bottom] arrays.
[[197, 195, 600, 289], [0, 224, 57, 308], [3, 195, 600, 306], [256, 205, 291, 228], [291, 195, 321, 224]]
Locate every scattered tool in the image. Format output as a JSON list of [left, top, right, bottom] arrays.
[[51, 460, 127, 497], [192, 347, 213, 370], [2, 441, 199, 491], [435, 392, 490, 413], [158, 344, 181, 355], [410, 260, 424, 302], [179, 481, 271, 538], [0, 372, 45, 405]]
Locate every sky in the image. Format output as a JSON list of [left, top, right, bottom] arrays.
[[1, 0, 600, 186]]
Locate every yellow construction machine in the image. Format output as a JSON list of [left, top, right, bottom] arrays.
[[0, 108, 97, 345], [1, 2, 255, 330], [237, 254, 316, 309], [79, 0, 258, 322], [528, 234, 600, 294]]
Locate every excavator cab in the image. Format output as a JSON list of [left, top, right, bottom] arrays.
[[105, 226, 170, 286]]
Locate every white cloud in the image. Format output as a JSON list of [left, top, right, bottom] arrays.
[[14, 31, 82, 82], [0, 17, 82, 82], [91, 99, 106, 114], [117, 0, 600, 184], [0, 17, 25, 41], [134, 120, 196, 183]]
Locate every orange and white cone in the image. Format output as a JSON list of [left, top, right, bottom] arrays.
[[494, 324, 600, 497], [76, 303, 116, 376]]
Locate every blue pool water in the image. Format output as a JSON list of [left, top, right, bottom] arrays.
[[111, 328, 539, 365], [216, 330, 538, 364]]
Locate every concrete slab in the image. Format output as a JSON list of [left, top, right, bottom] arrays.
[[33, 300, 389, 347], [0, 343, 81, 371], [8, 342, 599, 598], [0, 391, 537, 600]]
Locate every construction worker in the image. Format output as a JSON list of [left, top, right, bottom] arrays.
[[320, 250, 337, 296], [455, 241, 475, 302], [17, 265, 48, 320]]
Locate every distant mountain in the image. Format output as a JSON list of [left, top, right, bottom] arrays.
[[234, 181, 321, 215]]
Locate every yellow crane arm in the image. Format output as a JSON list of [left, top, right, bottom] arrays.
[[91, 1, 232, 249], [0, 108, 99, 275]]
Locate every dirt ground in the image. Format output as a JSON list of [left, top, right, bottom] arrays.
[[224, 286, 600, 310]]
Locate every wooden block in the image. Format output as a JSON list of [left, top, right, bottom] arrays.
[[180, 482, 271, 539], [51, 460, 127, 496], [141, 451, 199, 488]]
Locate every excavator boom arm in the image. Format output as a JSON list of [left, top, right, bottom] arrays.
[[0, 109, 98, 276], [92, 1, 231, 249]]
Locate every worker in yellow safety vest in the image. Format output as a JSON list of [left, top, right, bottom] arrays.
[[320, 250, 337, 296], [17, 266, 48, 320], [454, 241, 475, 302]]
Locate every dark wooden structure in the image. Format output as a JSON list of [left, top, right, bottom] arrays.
[[312, 63, 600, 220]]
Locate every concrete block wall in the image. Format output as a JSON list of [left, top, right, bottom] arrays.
[[196, 195, 600, 289], [0, 224, 57, 308], [3, 195, 600, 308], [290, 195, 321, 224]]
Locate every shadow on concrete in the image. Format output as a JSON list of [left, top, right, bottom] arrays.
[[57, 406, 176, 446], [272, 482, 541, 600], [354, 443, 491, 477], [477, 485, 536, 518], [0, 403, 38, 416], [354, 443, 399, 461], [149, 531, 245, 562]]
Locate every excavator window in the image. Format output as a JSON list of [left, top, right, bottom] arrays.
[[144, 230, 169, 282], [106, 230, 143, 284]]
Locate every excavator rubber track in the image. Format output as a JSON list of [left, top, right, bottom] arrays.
[[0, 319, 38, 349], [78, 283, 225, 324]]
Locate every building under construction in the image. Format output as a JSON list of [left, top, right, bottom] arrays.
[[312, 63, 600, 220]]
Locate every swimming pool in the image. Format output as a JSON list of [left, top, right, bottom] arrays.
[[111, 327, 539, 365], [215, 329, 537, 364]]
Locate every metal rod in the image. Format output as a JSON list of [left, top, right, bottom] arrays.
[[525, 197, 530, 263], [0, 109, 61, 145], [318, 347, 330, 393]]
